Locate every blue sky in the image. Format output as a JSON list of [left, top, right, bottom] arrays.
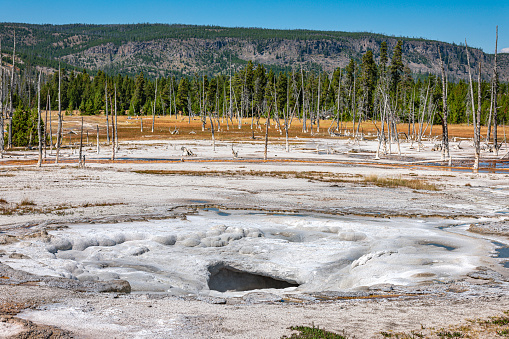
[[2, 0, 507, 53]]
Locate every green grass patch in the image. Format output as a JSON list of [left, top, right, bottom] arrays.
[[491, 317, 509, 326], [283, 326, 347, 339]]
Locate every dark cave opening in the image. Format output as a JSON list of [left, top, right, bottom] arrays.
[[207, 265, 299, 292]]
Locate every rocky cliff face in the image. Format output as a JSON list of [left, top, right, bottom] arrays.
[[1, 23, 507, 80], [61, 37, 508, 81]]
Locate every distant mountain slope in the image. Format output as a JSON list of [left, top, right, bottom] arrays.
[[0, 23, 507, 81]]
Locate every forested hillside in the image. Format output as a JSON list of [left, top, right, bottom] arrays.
[[1, 23, 508, 157], [0, 23, 507, 81]]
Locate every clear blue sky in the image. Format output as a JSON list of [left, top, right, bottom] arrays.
[[2, 0, 507, 53]]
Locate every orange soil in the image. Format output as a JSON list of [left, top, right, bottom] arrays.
[[38, 111, 508, 144]]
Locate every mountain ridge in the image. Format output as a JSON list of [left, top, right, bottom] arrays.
[[0, 22, 507, 81]]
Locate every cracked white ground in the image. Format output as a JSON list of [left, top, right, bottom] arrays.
[[1, 137, 509, 338]]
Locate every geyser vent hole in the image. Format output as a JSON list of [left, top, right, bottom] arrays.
[[207, 265, 299, 292]]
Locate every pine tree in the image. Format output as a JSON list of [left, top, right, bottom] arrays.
[[389, 40, 404, 92], [379, 41, 388, 71], [360, 50, 377, 117]]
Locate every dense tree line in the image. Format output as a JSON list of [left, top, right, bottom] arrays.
[[1, 40, 508, 149]]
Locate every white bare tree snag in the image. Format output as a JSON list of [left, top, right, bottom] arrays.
[[55, 63, 63, 164], [209, 113, 215, 151], [301, 67, 306, 132], [475, 62, 482, 170], [115, 85, 118, 151], [264, 105, 272, 161], [96, 125, 100, 154], [317, 71, 321, 133], [105, 81, 110, 144], [465, 40, 480, 170], [48, 94, 53, 151], [79, 117, 84, 167], [0, 38, 4, 156], [438, 47, 450, 162], [7, 30, 15, 149], [44, 90, 48, 159], [37, 71, 42, 167], [111, 105, 115, 161], [493, 26, 499, 155], [152, 78, 157, 133]]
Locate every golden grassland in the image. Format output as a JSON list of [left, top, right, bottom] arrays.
[[36, 111, 508, 144]]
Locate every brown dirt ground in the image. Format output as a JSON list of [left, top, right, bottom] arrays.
[[35, 111, 508, 144]]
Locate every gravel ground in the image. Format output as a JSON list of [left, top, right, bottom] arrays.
[[1, 138, 509, 338]]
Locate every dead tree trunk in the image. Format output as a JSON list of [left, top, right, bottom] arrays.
[[0, 38, 4, 156], [79, 117, 84, 167], [209, 113, 215, 151], [37, 71, 42, 167], [111, 106, 115, 161], [115, 85, 118, 151], [48, 94, 53, 151], [55, 63, 63, 164], [152, 78, 157, 133], [317, 72, 321, 133], [493, 26, 499, 155], [487, 81, 494, 141], [301, 68, 306, 132], [44, 91, 48, 159], [264, 105, 272, 161], [438, 47, 450, 161], [105, 81, 110, 144], [465, 40, 479, 170], [96, 125, 100, 154], [475, 62, 482, 170], [7, 30, 15, 149]]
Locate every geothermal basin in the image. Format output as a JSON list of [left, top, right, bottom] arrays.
[[1, 209, 500, 297]]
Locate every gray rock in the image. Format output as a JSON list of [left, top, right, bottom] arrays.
[[242, 292, 284, 304], [152, 235, 177, 246], [338, 232, 367, 241]]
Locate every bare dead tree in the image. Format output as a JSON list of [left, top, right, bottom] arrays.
[[44, 89, 48, 159], [55, 63, 63, 164], [105, 81, 110, 143], [493, 26, 499, 155], [465, 40, 480, 170], [114, 84, 118, 151], [317, 71, 321, 132], [264, 111, 269, 161], [336, 70, 342, 132], [475, 62, 482, 170], [301, 67, 306, 132], [209, 113, 215, 151], [487, 80, 494, 141], [37, 71, 42, 167], [152, 78, 157, 133], [7, 30, 15, 149], [79, 117, 84, 167], [48, 93, 53, 151], [96, 125, 100, 154], [438, 47, 450, 162], [0, 38, 4, 156], [111, 104, 115, 161]]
